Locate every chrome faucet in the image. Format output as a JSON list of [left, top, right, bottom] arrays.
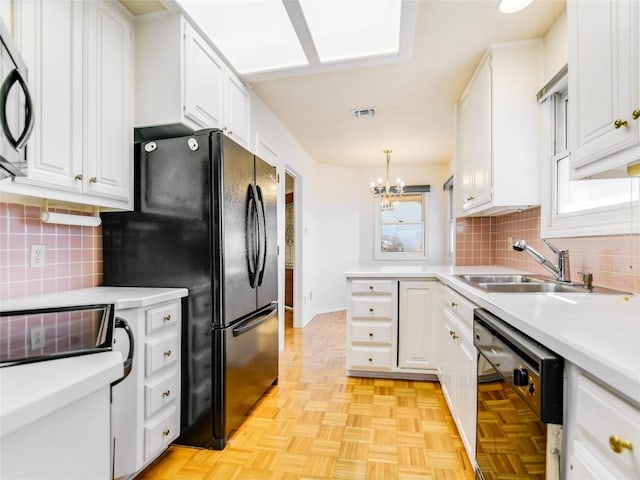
[[512, 239, 571, 283]]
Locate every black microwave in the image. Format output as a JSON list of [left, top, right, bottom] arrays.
[[0, 16, 33, 179]]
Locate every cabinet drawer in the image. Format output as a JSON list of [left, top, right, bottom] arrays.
[[145, 373, 178, 419], [145, 302, 179, 334], [145, 333, 178, 376], [144, 406, 177, 462], [348, 346, 393, 370], [442, 286, 476, 328], [351, 321, 392, 344], [351, 296, 393, 319], [351, 279, 394, 295], [574, 372, 640, 474]]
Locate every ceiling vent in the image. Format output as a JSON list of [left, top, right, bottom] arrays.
[[352, 107, 377, 120]]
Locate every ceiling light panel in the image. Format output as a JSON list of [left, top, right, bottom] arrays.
[[178, 0, 308, 74], [299, 0, 402, 63]]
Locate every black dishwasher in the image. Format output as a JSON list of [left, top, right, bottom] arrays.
[[474, 308, 564, 480]]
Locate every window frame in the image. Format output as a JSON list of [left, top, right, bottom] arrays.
[[540, 72, 639, 238], [373, 191, 429, 261]]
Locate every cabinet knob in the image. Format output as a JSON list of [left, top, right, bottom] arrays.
[[368, 357, 373, 362], [162, 390, 171, 397], [163, 350, 172, 358], [451, 302, 458, 309], [369, 308, 374, 313], [162, 429, 171, 437], [74, 174, 83, 181], [632, 109, 640, 120], [368, 332, 374, 338], [466, 195, 474, 202], [369, 285, 374, 290], [89, 177, 97, 183], [163, 314, 172, 322], [613, 119, 628, 129], [449, 330, 459, 340], [609, 435, 633, 454]]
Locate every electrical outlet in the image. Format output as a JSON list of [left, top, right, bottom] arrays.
[[30, 326, 45, 350], [30, 244, 45, 268], [507, 237, 513, 251]]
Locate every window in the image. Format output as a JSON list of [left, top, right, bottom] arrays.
[[374, 191, 428, 260], [540, 70, 639, 237]]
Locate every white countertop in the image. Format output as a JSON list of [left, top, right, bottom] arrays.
[[0, 286, 189, 311], [0, 351, 123, 436], [345, 266, 640, 405]]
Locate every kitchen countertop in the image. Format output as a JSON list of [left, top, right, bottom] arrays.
[[0, 351, 123, 436], [0, 286, 189, 311], [345, 265, 640, 405]]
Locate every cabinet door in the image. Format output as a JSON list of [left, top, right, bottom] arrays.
[[183, 24, 224, 129], [84, 0, 132, 202], [17, 0, 83, 190], [458, 56, 492, 212], [457, 330, 477, 466], [225, 72, 250, 147], [439, 308, 458, 410], [398, 281, 438, 370], [569, 0, 640, 175]]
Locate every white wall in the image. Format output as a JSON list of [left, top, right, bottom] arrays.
[[543, 9, 567, 82], [358, 163, 450, 267], [311, 163, 359, 314]]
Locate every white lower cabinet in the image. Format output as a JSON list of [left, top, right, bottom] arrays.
[[438, 285, 477, 467], [112, 299, 182, 479], [565, 364, 640, 479], [398, 281, 439, 372]]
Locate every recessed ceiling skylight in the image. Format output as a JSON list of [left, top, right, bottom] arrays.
[[178, 0, 308, 75], [176, 0, 413, 79], [299, 0, 402, 63]]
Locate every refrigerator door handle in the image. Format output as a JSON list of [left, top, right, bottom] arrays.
[[255, 185, 267, 286], [246, 184, 259, 288], [232, 303, 277, 337]]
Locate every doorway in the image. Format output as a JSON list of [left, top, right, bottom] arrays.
[[284, 173, 295, 330]]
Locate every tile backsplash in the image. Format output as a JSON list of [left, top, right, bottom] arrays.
[[0, 202, 102, 301], [456, 207, 640, 293]]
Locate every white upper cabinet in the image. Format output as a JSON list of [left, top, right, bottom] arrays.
[[456, 40, 543, 216], [2, 0, 133, 209], [135, 14, 250, 148], [568, 0, 640, 179]]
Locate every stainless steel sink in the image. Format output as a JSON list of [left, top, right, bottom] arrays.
[[454, 274, 630, 294]]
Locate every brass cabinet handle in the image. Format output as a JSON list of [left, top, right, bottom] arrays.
[[74, 174, 83, 181], [451, 302, 458, 309], [452, 333, 459, 340], [163, 314, 171, 322], [163, 350, 172, 357], [633, 109, 640, 120], [162, 429, 171, 437], [613, 119, 628, 129], [89, 177, 97, 183], [609, 435, 633, 453], [162, 390, 171, 397], [368, 357, 373, 362]]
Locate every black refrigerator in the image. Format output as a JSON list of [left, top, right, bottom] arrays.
[[101, 128, 278, 450]]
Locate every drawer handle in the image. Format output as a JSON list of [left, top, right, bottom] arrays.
[[368, 332, 374, 338], [89, 176, 97, 183], [633, 109, 640, 120], [451, 302, 458, 309], [74, 173, 83, 181], [449, 330, 459, 340], [163, 314, 172, 322], [162, 429, 171, 437], [369, 285, 374, 290], [368, 357, 373, 362], [162, 390, 171, 397], [369, 308, 374, 313], [609, 435, 633, 454], [163, 350, 172, 358], [613, 118, 628, 129]]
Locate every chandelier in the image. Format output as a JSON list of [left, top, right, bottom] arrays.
[[370, 149, 404, 210]]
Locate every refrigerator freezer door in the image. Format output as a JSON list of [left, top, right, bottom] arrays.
[[255, 156, 278, 310]]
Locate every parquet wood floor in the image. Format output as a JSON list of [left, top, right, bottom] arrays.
[[137, 310, 474, 480]]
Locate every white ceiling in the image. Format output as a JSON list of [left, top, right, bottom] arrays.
[[122, 0, 565, 169]]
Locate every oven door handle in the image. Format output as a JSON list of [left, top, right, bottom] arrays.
[[111, 317, 134, 386]]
